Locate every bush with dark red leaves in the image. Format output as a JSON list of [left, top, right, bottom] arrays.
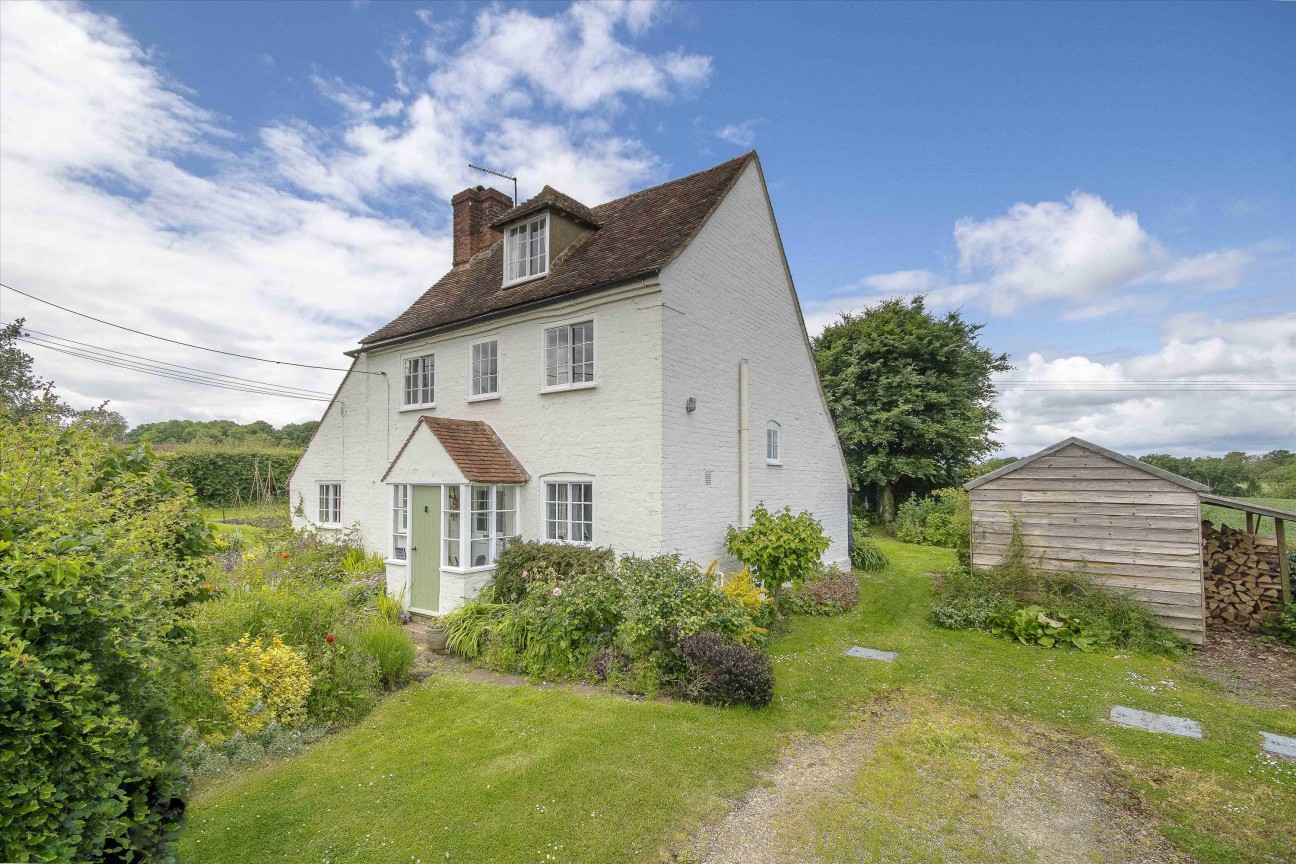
[[677, 632, 775, 708], [783, 569, 860, 616]]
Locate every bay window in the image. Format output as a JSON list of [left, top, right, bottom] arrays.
[[444, 483, 518, 569]]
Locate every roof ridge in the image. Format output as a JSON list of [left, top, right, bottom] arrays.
[[593, 150, 757, 212]]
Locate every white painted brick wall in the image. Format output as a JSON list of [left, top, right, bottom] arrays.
[[660, 162, 851, 569], [290, 283, 665, 612]]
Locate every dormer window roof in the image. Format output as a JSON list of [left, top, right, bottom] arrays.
[[490, 186, 601, 231]]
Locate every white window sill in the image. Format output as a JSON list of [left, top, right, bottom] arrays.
[[316, 522, 343, 529], [503, 272, 548, 289], [767, 460, 782, 467], [540, 381, 597, 395], [441, 564, 497, 575], [384, 559, 408, 567], [399, 403, 436, 413], [541, 538, 594, 547], [467, 393, 500, 403]]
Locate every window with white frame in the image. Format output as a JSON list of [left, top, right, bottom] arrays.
[[443, 484, 518, 569], [766, 421, 781, 464], [545, 480, 593, 543], [390, 485, 409, 561], [504, 214, 548, 284], [318, 483, 342, 525], [443, 485, 462, 568], [543, 320, 594, 389], [402, 353, 435, 407], [471, 339, 499, 397]]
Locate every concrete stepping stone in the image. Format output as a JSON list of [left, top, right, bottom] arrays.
[[844, 646, 897, 662], [1260, 732, 1296, 760], [1109, 706, 1202, 738]]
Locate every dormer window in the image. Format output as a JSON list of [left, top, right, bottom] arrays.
[[504, 214, 548, 285]]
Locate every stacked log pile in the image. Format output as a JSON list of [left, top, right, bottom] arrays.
[[1202, 520, 1284, 625]]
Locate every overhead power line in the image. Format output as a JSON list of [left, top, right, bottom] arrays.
[[21, 327, 333, 397], [19, 337, 330, 401], [1, 281, 375, 374]]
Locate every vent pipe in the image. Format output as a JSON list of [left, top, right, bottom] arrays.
[[738, 359, 750, 527]]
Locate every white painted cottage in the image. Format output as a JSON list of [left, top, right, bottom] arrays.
[[289, 152, 851, 615]]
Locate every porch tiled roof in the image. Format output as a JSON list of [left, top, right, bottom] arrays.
[[383, 417, 528, 484]]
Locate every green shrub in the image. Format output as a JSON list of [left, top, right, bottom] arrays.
[[348, 618, 416, 688], [514, 568, 624, 678], [930, 523, 1185, 655], [181, 723, 328, 778], [1, 409, 212, 863], [617, 555, 754, 685], [783, 569, 861, 616], [678, 632, 775, 708], [850, 536, 889, 572], [724, 504, 830, 603], [1262, 603, 1296, 647], [489, 540, 615, 602], [990, 604, 1101, 651], [895, 487, 970, 555]]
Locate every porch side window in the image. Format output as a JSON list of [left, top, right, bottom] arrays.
[[318, 483, 342, 525], [543, 320, 594, 389], [468, 484, 519, 567], [471, 339, 499, 397], [443, 485, 461, 568], [391, 484, 409, 560], [403, 353, 435, 407], [545, 480, 593, 543]]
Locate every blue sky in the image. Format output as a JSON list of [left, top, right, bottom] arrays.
[[1, 1, 1292, 454]]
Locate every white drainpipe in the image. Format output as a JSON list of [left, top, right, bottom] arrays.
[[738, 358, 750, 527]]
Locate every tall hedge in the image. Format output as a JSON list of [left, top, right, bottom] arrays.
[[155, 447, 301, 503]]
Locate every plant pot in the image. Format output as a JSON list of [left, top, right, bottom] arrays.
[[425, 626, 449, 654]]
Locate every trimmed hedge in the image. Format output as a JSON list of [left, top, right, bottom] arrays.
[[155, 448, 301, 504], [488, 540, 615, 603]]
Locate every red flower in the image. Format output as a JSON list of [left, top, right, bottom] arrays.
[[325, 635, 334, 644]]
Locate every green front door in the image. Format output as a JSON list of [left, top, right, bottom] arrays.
[[409, 485, 441, 613]]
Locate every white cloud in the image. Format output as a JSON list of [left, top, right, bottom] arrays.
[[715, 120, 758, 148], [0, 0, 710, 426], [994, 312, 1296, 456], [822, 192, 1270, 323]]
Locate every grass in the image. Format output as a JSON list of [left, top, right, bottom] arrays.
[[1200, 497, 1296, 546], [202, 500, 289, 541], [180, 539, 1296, 864]]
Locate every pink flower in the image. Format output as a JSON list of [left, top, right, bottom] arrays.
[[551, 587, 563, 597]]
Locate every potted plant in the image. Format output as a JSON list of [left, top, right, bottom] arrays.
[[424, 616, 449, 653]]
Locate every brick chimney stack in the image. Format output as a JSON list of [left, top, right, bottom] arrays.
[[451, 185, 513, 265]]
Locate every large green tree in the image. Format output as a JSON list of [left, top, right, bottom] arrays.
[[813, 297, 1010, 520]]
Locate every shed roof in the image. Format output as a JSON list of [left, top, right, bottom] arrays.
[[382, 417, 528, 484], [963, 436, 1210, 493], [1199, 493, 1296, 521]]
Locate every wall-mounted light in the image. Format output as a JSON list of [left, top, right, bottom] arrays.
[[685, 397, 697, 413]]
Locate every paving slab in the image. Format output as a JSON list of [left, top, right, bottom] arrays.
[[1109, 706, 1202, 738], [1260, 732, 1296, 760], [844, 646, 897, 662]]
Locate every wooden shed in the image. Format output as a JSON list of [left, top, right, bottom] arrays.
[[964, 437, 1209, 644]]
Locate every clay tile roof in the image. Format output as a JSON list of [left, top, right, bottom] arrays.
[[490, 185, 601, 229], [361, 151, 756, 346], [383, 417, 528, 484]]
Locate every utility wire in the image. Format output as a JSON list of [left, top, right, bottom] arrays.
[[1, 281, 376, 374], [20, 327, 333, 396], [19, 338, 330, 401]]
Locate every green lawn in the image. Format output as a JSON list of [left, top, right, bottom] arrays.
[[1200, 497, 1296, 546], [202, 500, 289, 541], [180, 540, 1296, 864]]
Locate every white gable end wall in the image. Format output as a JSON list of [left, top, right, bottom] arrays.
[[660, 162, 850, 569]]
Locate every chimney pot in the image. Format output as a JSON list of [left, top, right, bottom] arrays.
[[452, 186, 512, 265]]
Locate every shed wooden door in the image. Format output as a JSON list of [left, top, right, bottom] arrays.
[[409, 485, 441, 613]]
